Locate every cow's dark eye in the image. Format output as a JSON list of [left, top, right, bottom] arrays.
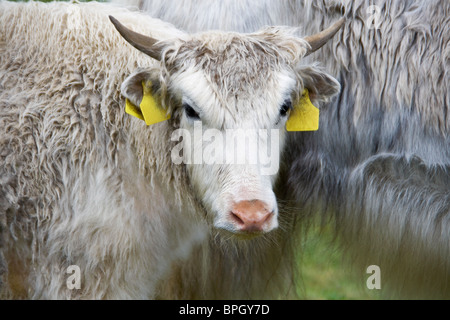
[[280, 100, 292, 116], [183, 103, 200, 120]]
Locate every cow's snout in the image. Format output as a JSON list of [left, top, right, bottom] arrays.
[[230, 200, 276, 233]]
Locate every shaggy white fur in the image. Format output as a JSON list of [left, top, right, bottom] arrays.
[[0, 0, 201, 299], [0, 1, 340, 299]]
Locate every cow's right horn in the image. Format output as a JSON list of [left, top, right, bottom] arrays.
[[304, 18, 346, 56], [109, 16, 162, 61]]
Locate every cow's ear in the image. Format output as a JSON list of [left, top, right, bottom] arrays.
[[297, 65, 340, 102], [121, 68, 171, 125], [121, 68, 159, 107]]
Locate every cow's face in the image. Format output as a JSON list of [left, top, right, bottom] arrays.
[[112, 17, 342, 237]]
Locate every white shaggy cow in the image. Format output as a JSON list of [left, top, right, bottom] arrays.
[[121, 0, 450, 298], [0, 1, 343, 299]]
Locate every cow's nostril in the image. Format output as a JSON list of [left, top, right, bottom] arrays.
[[229, 200, 275, 233], [230, 211, 245, 226], [262, 211, 273, 224]]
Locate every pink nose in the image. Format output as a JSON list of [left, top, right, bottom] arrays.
[[230, 200, 274, 232]]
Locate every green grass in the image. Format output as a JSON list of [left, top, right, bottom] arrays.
[[298, 227, 381, 300]]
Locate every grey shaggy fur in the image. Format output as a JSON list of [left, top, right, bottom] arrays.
[[289, 0, 449, 299], [129, 0, 450, 298]]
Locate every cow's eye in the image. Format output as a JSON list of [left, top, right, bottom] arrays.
[[183, 103, 200, 120], [280, 100, 292, 116]]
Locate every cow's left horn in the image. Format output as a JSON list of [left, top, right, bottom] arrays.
[[109, 16, 162, 61], [304, 18, 346, 56]]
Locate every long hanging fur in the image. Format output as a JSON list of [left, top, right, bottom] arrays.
[[287, 0, 450, 299]]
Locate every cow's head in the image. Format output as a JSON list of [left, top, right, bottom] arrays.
[[111, 16, 342, 238]]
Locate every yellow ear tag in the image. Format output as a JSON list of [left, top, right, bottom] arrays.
[[125, 81, 171, 126], [125, 98, 145, 121], [286, 89, 320, 132]]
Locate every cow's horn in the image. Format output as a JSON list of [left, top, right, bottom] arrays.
[[109, 15, 162, 61], [304, 18, 345, 56]]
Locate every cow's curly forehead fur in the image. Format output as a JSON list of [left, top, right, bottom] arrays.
[[162, 28, 308, 96]]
